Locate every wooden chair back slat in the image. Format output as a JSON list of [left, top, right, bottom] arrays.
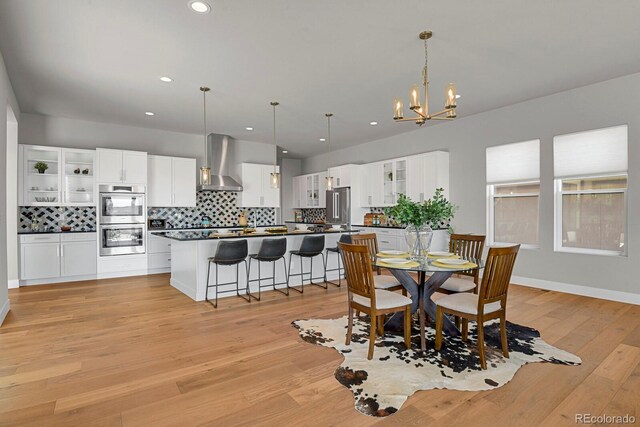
[[478, 245, 520, 308], [351, 233, 381, 275], [449, 234, 486, 279], [338, 242, 376, 304]]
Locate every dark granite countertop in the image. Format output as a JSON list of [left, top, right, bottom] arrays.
[[148, 224, 286, 231], [351, 224, 405, 229], [284, 220, 326, 225], [152, 228, 357, 241], [18, 229, 96, 235]]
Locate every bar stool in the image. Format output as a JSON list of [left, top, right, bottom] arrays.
[[324, 234, 352, 287], [287, 235, 326, 293], [247, 237, 289, 301], [205, 239, 250, 308]]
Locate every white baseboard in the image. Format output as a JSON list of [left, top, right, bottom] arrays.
[[511, 275, 640, 305], [170, 277, 197, 301], [0, 299, 10, 326], [8, 279, 19, 289]]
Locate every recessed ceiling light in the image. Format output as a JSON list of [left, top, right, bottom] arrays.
[[319, 138, 326, 142], [245, 127, 254, 131], [159, 76, 173, 83], [369, 121, 378, 126], [455, 94, 461, 99], [188, 1, 211, 13], [282, 150, 289, 154], [145, 111, 155, 116]]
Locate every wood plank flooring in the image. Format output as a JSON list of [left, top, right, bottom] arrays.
[[1, 274, 638, 426]]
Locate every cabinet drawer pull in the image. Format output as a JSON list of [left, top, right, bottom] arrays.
[[380, 240, 390, 244]]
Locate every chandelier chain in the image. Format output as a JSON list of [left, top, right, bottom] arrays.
[[272, 103, 277, 170]]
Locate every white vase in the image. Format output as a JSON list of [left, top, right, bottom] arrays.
[[404, 225, 434, 261]]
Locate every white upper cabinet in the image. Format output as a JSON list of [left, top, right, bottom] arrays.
[[406, 151, 450, 201], [357, 151, 449, 207], [327, 164, 356, 188], [147, 155, 196, 207], [290, 171, 326, 208], [237, 163, 280, 208], [171, 157, 197, 207], [19, 145, 96, 206], [96, 148, 147, 185]]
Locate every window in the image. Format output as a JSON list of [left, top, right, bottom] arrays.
[[486, 140, 540, 246], [553, 125, 628, 255]]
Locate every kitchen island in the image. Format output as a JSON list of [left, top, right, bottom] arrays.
[[153, 229, 357, 302]]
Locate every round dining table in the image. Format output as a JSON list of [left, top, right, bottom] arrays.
[[374, 255, 485, 352]]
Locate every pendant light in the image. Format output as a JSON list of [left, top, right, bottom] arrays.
[[199, 86, 212, 186], [325, 113, 333, 190], [270, 101, 281, 189]]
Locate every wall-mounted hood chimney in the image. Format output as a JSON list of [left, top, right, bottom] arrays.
[[197, 134, 243, 191]]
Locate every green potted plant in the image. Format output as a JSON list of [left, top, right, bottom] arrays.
[[384, 188, 457, 259], [33, 161, 49, 174]]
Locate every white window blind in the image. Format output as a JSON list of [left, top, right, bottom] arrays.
[[486, 140, 540, 184], [554, 125, 628, 178]]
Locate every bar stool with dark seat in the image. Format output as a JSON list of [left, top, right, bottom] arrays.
[[205, 239, 250, 308], [287, 235, 326, 293], [247, 237, 289, 301], [324, 234, 352, 287]]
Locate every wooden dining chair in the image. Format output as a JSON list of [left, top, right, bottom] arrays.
[[438, 234, 486, 295], [339, 242, 412, 360], [351, 233, 405, 294], [435, 244, 520, 369]]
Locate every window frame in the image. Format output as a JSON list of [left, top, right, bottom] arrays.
[[553, 173, 628, 257], [487, 180, 540, 249]]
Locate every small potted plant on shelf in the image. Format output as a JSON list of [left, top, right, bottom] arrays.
[[34, 161, 49, 174]]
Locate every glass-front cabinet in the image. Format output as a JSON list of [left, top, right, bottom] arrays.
[[20, 145, 62, 206], [62, 149, 95, 205], [382, 158, 407, 206], [19, 144, 96, 206]]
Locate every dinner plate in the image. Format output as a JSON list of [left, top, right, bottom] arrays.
[[429, 251, 454, 257], [382, 258, 412, 265], [436, 258, 468, 265], [380, 250, 405, 255]]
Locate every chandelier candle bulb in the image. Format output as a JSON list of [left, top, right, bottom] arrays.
[[445, 83, 457, 109], [394, 98, 404, 119], [409, 85, 421, 110]]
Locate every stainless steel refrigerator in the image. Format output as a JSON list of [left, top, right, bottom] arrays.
[[326, 187, 351, 226]]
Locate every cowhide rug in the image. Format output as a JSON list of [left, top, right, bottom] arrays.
[[292, 316, 581, 417]]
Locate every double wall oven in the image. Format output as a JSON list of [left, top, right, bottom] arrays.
[[99, 185, 146, 256]]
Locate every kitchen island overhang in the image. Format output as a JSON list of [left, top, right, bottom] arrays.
[[153, 229, 358, 302]]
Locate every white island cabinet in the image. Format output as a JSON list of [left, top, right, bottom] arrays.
[[160, 231, 352, 302]]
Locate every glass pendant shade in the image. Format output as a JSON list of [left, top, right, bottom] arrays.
[[326, 176, 333, 191], [445, 83, 457, 109], [200, 166, 211, 186], [270, 171, 281, 189]]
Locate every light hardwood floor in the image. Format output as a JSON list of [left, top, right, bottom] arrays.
[[1, 274, 638, 426]]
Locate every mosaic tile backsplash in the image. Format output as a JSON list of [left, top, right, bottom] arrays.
[[301, 208, 326, 223], [369, 207, 451, 230], [148, 191, 276, 228], [19, 207, 97, 231]]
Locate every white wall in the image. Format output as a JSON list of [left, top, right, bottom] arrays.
[[302, 72, 640, 301], [0, 49, 21, 325], [6, 106, 17, 288]]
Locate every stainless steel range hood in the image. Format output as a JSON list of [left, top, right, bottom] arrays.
[[197, 133, 243, 191]]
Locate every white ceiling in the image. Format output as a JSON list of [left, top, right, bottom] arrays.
[[0, 0, 639, 158]]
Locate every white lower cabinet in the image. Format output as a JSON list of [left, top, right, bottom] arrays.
[[20, 233, 97, 282], [148, 234, 172, 271], [352, 227, 406, 252]]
